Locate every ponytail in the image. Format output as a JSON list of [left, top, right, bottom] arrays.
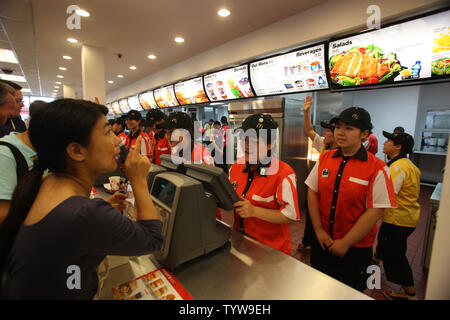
[[0, 163, 46, 271]]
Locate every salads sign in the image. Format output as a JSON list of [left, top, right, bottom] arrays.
[[328, 9, 450, 88], [250, 43, 328, 96]]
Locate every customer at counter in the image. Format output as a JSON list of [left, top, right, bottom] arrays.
[[0, 82, 16, 138], [124, 110, 151, 157], [376, 130, 420, 300], [0, 80, 26, 134], [305, 106, 396, 291], [0, 99, 163, 299], [229, 113, 300, 255], [146, 109, 170, 166]]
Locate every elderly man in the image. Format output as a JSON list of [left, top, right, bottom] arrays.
[[0, 82, 17, 138], [0, 80, 26, 134]]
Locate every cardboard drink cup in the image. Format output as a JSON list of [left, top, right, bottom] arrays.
[[109, 176, 120, 192]]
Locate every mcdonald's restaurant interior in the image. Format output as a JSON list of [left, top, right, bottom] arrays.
[[1, 0, 450, 301]]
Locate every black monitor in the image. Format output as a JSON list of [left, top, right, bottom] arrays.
[[183, 162, 240, 211]]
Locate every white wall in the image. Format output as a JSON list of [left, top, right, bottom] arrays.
[[345, 86, 421, 159], [106, 0, 446, 102]]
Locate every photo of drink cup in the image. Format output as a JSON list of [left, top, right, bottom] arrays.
[[109, 176, 120, 192], [306, 78, 316, 87], [295, 80, 304, 89], [216, 81, 227, 99], [239, 77, 254, 97], [206, 83, 217, 100]]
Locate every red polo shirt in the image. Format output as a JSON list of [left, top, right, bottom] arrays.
[[124, 130, 151, 156], [305, 146, 396, 247], [229, 157, 300, 255], [150, 133, 171, 165]]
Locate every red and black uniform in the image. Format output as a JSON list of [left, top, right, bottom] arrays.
[[150, 132, 171, 165], [229, 157, 300, 255], [124, 129, 151, 156]]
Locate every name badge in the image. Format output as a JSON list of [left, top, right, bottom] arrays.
[[321, 169, 330, 178]]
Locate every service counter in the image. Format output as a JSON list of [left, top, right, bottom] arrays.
[[95, 187, 371, 300]]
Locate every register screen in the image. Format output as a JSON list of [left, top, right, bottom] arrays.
[[152, 177, 177, 208]]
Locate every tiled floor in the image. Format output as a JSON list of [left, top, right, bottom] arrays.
[[222, 186, 434, 300]]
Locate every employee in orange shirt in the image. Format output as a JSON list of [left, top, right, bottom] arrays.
[[305, 106, 397, 291], [229, 113, 300, 255], [145, 109, 170, 165], [124, 110, 151, 157]]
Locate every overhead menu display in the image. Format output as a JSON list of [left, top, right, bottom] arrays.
[[105, 103, 114, 116], [127, 95, 143, 111], [119, 99, 131, 113], [204, 65, 255, 101], [154, 85, 179, 108], [139, 91, 158, 110], [328, 9, 450, 89], [174, 77, 209, 105], [111, 101, 121, 115], [250, 43, 328, 96]]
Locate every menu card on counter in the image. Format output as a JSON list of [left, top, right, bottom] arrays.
[[154, 85, 179, 108], [250, 43, 328, 96], [127, 95, 143, 111], [139, 91, 158, 110], [112, 268, 193, 300], [328, 9, 450, 89], [119, 99, 131, 113], [111, 101, 122, 115], [204, 65, 255, 101], [174, 77, 209, 105]]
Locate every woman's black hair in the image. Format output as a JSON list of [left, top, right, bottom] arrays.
[[220, 116, 228, 125], [0, 99, 108, 272]]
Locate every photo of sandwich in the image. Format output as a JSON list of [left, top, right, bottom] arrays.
[[329, 44, 403, 86]]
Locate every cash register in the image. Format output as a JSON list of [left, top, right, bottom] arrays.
[[148, 154, 240, 269]]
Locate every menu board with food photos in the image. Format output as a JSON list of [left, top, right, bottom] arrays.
[[127, 95, 143, 111], [154, 85, 179, 108], [111, 101, 122, 115], [119, 99, 131, 113], [203, 65, 255, 101], [174, 77, 210, 105], [139, 91, 158, 110], [250, 43, 328, 96], [105, 103, 115, 116], [328, 9, 450, 89], [112, 268, 193, 300]]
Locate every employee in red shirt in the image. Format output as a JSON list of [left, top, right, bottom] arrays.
[[162, 111, 214, 166], [229, 113, 300, 255], [124, 110, 151, 157], [305, 106, 396, 291], [113, 116, 127, 144], [145, 109, 170, 165], [363, 131, 378, 155]]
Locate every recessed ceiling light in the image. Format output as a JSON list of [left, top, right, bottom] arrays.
[[59, 67, 67, 71], [63, 55, 72, 60], [147, 54, 156, 60], [57, 75, 64, 78], [0, 74, 27, 82], [54, 86, 60, 89], [22, 88, 31, 93], [117, 75, 124, 78], [174, 37, 185, 43], [55, 81, 62, 84], [75, 9, 90, 17], [0, 48, 18, 64], [108, 80, 114, 84], [129, 66, 137, 70], [218, 8, 231, 17], [66, 38, 78, 44]]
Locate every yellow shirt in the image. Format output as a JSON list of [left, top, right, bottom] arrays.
[[383, 157, 421, 227]]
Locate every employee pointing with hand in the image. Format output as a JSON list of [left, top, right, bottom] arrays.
[[229, 113, 300, 255]]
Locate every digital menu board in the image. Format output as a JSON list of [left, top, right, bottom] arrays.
[[127, 95, 143, 111], [204, 65, 255, 101], [174, 77, 209, 105], [105, 103, 114, 116], [139, 91, 158, 110], [328, 9, 450, 90], [250, 43, 328, 96], [111, 101, 121, 115], [154, 85, 179, 108], [119, 99, 131, 113]]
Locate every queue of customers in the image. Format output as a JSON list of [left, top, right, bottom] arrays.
[[0, 80, 420, 300]]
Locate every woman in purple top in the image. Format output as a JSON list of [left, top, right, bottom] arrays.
[[0, 99, 163, 299]]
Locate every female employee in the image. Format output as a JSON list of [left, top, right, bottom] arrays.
[[305, 106, 396, 291], [229, 113, 300, 255], [0, 99, 163, 299], [124, 110, 151, 157], [145, 109, 170, 165]]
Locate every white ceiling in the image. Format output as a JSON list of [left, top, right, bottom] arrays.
[[0, 0, 328, 98]]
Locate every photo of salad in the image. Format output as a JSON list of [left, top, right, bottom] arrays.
[[329, 44, 404, 86], [431, 57, 450, 76]]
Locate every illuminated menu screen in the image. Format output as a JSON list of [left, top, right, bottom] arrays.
[[111, 101, 121, 115], [250, 43, 328, 95], [204, 65, 255, 101], [154, 85, 179, 108], [328, 9, 450, 89], [127, 95, 143, 111], [105, 103, 114, 116], [174, 77, 209, 105], [119, 99, 130, 113], [139, 91, 158, 110]]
